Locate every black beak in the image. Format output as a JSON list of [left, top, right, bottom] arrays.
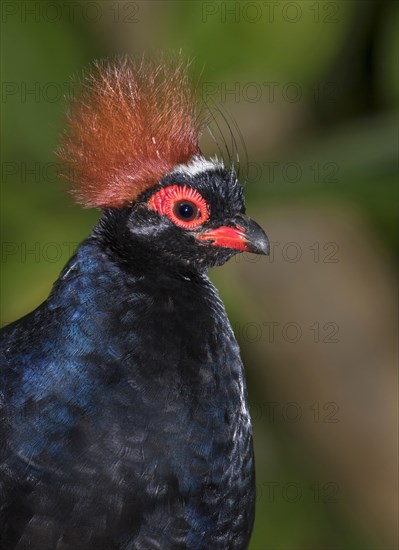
[[234, 214, 270, 255], [197, 214, 269, 255]]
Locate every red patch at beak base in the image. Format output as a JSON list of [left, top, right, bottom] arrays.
[[197, 225, 249, 252]]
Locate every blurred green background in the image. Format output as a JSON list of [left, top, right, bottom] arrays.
[[1, 1, 398, 548]]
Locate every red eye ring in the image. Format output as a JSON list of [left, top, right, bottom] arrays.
[[148, 185, 209, 229]]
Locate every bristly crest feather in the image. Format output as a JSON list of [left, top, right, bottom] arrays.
[[57, 56, 201, 208]]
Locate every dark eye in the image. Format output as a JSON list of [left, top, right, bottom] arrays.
[[173, 200, 200, 222]]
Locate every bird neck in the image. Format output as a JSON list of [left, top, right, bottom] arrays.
[[48, 234, 233, 390], [51, 231, 219, 321]]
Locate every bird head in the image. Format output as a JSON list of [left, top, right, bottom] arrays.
[[58, 57, 269, 272], [111, 158, 269, 271]]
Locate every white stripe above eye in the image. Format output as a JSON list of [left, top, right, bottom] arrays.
[[171, 155, 225, 178]]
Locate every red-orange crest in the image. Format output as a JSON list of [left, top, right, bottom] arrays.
[[57, 57, 201, 208]]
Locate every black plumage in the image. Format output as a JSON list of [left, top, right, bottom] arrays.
[[0, 60, 269, 550]]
